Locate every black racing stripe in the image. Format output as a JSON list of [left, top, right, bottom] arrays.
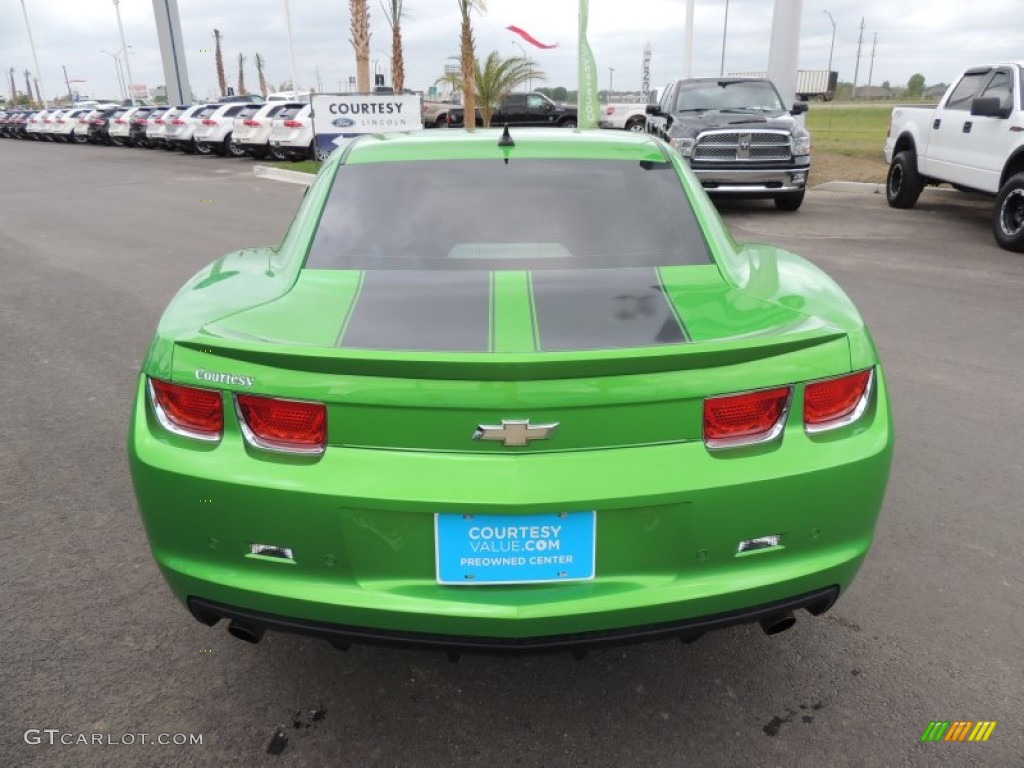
[[532, 268, 687, 351], [339, 270, 490, 352]]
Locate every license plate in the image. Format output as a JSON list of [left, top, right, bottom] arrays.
[[435, 511, 596, 585]]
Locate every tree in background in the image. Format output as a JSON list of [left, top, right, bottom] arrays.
[[350, 0, 371, 92], [906, 73, 925, 99], [237, 53, 248, 96], [456, 0, 485, 132], [255, 54, 269, 99], [381, 0, 406, 93], [438, 51, 545, 127], [213, 30, 227, 97]]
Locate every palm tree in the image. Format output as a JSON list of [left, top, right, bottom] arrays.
[[380, 0, 406, 93], [255, 53, 269, 98], [237, 52, 248, 96], [456, 0, 485, 132], [213, 30, 227, 97], [438, 51, 545, 127], [350, 0, 371, 92]]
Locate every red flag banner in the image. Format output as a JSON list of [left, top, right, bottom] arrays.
[[507, 25, 559, 49]]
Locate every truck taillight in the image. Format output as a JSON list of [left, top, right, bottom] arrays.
[[236, 395, 326, 454], [804, 369, 873, 434], [605, 106, 615, 115], [703, 386, 792, 449], [149, 379, 223, 441]]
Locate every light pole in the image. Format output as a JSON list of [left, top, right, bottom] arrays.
[[102, 50, 126, 101], [19, 0, 47, 106], [719, 0, 730, 77], [824, 10, 836, 81], [112, 1, 135, 104], [283, 0, 300, 96], [511, 40, 533, 93]]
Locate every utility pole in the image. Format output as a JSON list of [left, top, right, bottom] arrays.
[[684, 0, 694, 78], [24, 69, 33, 106], [63, 64, 73, 104], [719, 0, 730, 77], [851, 17, 864, 100], [867, 32, 877, 90], [9, 68, 17, 105]]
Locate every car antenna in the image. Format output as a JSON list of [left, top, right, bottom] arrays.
[[498, 123, 515, 148]]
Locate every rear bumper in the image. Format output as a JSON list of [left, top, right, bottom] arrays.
[[129, 369, 892, 642], [189, 586, 839, 653]]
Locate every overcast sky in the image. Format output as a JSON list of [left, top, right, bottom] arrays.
[[2, 0, 1021, 102]]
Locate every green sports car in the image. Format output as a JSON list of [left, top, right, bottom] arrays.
[[128, 128, 893, 653]]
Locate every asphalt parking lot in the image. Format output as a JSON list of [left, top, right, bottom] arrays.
[[2, 140, 1021, 767]]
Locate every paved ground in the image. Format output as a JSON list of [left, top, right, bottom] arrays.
[[1, 140, 1021, 767]]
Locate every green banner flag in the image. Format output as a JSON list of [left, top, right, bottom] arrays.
[[577, 0, 600, 129]]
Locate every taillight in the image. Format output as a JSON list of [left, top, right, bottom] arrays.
[[605, 106, 615, 115], [703, 386, 791, 449], [243, 119, 260, 126], [236, 395, 326, 454], [92, 119, 103, 125], [171, 118, 185, 125], [149, 379, 223, 441], [202, 119, 217, 125], [804, 369, 873, 434], [283, 120, 302, 128], [136, 119, 148, 125], [155, 119, 164, 124]]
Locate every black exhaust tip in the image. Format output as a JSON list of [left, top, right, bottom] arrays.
[[760, 610, 796, 636], [227, 620, 266, 644]]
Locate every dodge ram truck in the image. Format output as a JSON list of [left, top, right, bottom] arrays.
[[646, 77, 810, 211], [884, 62, 1024, 251]]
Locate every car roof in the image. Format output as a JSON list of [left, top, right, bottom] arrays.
[[340, 129, 671, 166]]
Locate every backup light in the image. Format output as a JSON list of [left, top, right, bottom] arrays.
[[235, 394, 326, 454], [250, 543, 295, 560], [804, 369, 873, 434], [703, 386, 791, 449], [738, 535, 782, 553], [149, 378, 223, 441]]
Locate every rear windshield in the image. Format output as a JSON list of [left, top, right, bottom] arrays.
[[196, 106, 218, 118], [237, 105, 261, 118], [306, 159, 711, 271], [278, 106, 304, 120]]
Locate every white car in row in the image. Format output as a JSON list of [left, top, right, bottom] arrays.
[[192, 103, 252, 157], [231, 101, 305, 159], [269, 103, 315, 160]]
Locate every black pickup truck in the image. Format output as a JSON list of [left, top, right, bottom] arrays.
[[646, 78, 811, 211], [442, 92, 578, 129]]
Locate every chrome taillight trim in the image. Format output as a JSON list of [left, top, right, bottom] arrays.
[[804, 368, 875, 435], [233, 395, 326, 456], [703, 387, 793, 451], [147, 378, 222, 443]]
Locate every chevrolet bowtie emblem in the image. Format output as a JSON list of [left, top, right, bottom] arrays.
[[473, 419, 559, 447]]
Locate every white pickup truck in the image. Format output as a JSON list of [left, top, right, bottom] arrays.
[[883, 62, 1024, 251], [599, 89, 664, 132]]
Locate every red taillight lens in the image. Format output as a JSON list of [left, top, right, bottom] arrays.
[[155, 119, 164, 124], [703, 386, 791, 448], [605, 106, 614, 115], [171, 119, 185, 125], [149, 379, 223, 440], [243, 119, 260, 126], [202, 119, 217, 125], [236, 395, 326, 453], [804, 369, 873, 432], [283, 119, 302, 128]]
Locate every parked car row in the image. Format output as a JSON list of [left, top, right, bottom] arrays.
[[0, 101, 316, 161]]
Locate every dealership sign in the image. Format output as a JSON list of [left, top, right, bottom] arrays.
[[311, 93, 422, 160]]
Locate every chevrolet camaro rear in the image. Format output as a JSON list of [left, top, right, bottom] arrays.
[[128, 130, 893, 652]]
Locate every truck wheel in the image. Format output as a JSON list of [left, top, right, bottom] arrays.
[[625, 118, 646, 132], [774, 190, 805, 212], [886, 151, 924, 209], [560, 119, 578, 129], [993, 173, 1024, 252], [435, 115, 448, 129]]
